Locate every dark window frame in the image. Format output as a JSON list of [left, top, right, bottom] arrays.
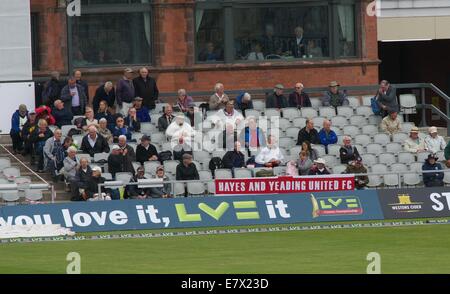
[[31, 13, 40, 71], [195, 0, 360, 64], [67, 0, 153, 73]]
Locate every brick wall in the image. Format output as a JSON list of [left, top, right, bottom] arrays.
[[31, 0, 380, 100]]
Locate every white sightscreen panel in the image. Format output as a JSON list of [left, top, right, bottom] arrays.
[[0, 82, 35, 134], [0, 0, 32, 82]]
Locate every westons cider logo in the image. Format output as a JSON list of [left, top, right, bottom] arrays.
[[389, 194, 423, 213], [311, 194, 362, 218]]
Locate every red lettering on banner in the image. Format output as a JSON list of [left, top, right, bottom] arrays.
[[214, 175, 355, 195]]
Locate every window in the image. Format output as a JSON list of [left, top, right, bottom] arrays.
[[234, 6, 329, 61], [195, 0, 358, 63], [70, 1, 152, 67], [31, 13, 40, 70], [196, 9, 224, 63]]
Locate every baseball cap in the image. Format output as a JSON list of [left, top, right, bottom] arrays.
[[429, 126, 438, 134]]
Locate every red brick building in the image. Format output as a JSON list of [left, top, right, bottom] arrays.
[[30, 0, 379, 99]]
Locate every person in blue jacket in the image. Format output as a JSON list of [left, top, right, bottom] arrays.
[[318, 119, 337, 154], [422, 153, 444, 187], [10, 104, 29, 153], [235, 92, 253, 117]]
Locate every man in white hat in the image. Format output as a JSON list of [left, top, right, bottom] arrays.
[[403, 126, 426, 153], [308, 158, 331, 175], [424, 126, 446, 154]]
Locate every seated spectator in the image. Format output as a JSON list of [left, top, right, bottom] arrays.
[[166, 114, 194, 142], [322, 81, 349, 108], [198, 42, 222, 62], [10, 104, 28, 153], [209, 83, 229, 110], [80, 125, 110, 157], [343, 157, 368, 189], [302, 141, 319, 161], [296, 150, 313, 175], [21, 111, 37, 158], [93, 81, 115, 114], [403, 127, 426, 154], [176, 153, 199, 181], [112, 115, 132, 142], [108, 143, 135, 178], [124, 107, 141, 133], [308, 158, 331, 175], [95, 100, 114, 130], [213, 100, 244, 130], [63, 136, 74, 155], [97, 118, 113, 144], [239, 116, 266, 156], [339, 136, 360, 164], [71, 157, 92, 201], [235, 92, 253, 117], [177, 89, 194, 113], [425, 126, 446, 154], [127, 166, 150, 199], [81, 107, 98, 132], [381, 110, 402, 135], [53, 100, 73, 128], [136, 135, 158, 165], [255, 135, 284, 168], [43, 128, 65, 180], [375, 80, 398, 116], [423, 153, 444, 187], [149, 166, 172, 198], [318, 119, 337, 153], [222, 141, 246, 169], [82, 166, 113, 201], [247, 43, 264, 61], [289, 83, 311, 108], [158, 104, 175, 132], [266, 84, 288, 109], [35, 105, 56, 126], [30, 119, 53, 172], [118, 135, 136, 162], [218, 123, 238, 151], [133, 96, 151, 123], [297, 118, 320, 145], [307, 40, 323, 57], [63, 146, 78, 193]]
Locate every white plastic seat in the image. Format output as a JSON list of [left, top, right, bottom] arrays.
[[403, 173, 421, 186], [379, 152, 396, 165], [314, 145, 326, 157], [282, 108, 300, 121], [319, 107, 336, 118], [245, 109, 261, 119], [336, 106, 354, 118], [362, 95, 373, 106], [214, 168, 233, 179], [285, 127, 300, 139], [361, 125, 378, 136], [398, 152, 415, 164], [151, 132, 167, 144], [366, 143, 383, 155], [392, 132, 409, 143], [391, 163, 408, 173], [409, 162, 423, 172], [354, 134, 372, 146], [93, 152, 109, 163], [0, 158, 11, 170], [349, 115, 367, 126], [384, 174, 399, 187], [322, 155, 338, 167], [273, 166, 286, 176], [367, 175, 383, 188], [399, 94, 417, 114], [163, 160, 180, 175], [373, 133, 391, 145], [61, 125, 77, 136], [72, 135, 84, 148], [140, 123, 156, 134], [2, 167, 20, 180], [368, 115, 382, 125], [212, 150, 226, 159], [187, 182, 205, 196], [332, 164, 347, 174], [361, 153, 377, 166], [292, 117, 306, 128], [24, 189, 43, 201], [327, 144, 341, 156], [309, 98, 322, 109], [234, 168, 253, 178], [386, 142, 402, 154], [102, 172, 113, 181], [173, 183, 186, 197], [356, 106, 373, 117], [343, 125, 360, 137], [132, 132, 144, 142], [347, 96, 361, 109], [417, 151, 431, 163], [115, 172, 133, 184], [199, 170, 212, 180], [252, 100, 266, 112], [331, 126, 343, 135], [278, 118, 292, 129], [301, 107, 318, 118], [1, 191, 20, 203], [289, 146, 302, 156], [372, 163, 388, 174], [402, 122, 416, 134], [331, 116, 348, 128], [193, 151, 211, 163], [312, 117, 325, 129], [144, 161, 161, 175], [279, 137, 295, 149], [436, 151, 445, 161], [264, 108, 281, 119]]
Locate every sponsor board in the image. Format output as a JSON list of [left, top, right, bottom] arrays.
[[0, 191, 381, 233], [378, 187, 450, 218]]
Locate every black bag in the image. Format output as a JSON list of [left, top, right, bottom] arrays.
[[67, 128, 82, 137], [209, 157, 223, 174], [158, 151, 173, 163], [255, 169, 274, 177]]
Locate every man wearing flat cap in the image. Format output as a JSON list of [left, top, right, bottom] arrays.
[[266, 84, 288, 109], [322, 81, 349, 108]]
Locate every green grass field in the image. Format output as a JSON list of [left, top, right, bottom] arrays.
[[1, 220, 450, 274]]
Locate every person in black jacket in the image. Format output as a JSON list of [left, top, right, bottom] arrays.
[[92, 81, 115, 113], [81, 166, 114, 201], [423, 153, 444, 187], [157, 104, 174, 132], [308, 158, 331, 175], [124, 107, 141, 132], [176, 153, 199, 181], [133, 67, 159, 110], [288, 83, 311, 108], [266, 84, 288, 109], [297, 118, 320, 145], [30, 119, 54, 172], [74, 70, 89, 101], [136, 135, 158, 164], [107, 145, 135, 178], [222, 141, 245, 169], [53, 100, 74, 128], [80, 125, 110, 157], [42, 71, 64, 107], [339, 136, 360, 164], [70, 157, 92, 201]]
